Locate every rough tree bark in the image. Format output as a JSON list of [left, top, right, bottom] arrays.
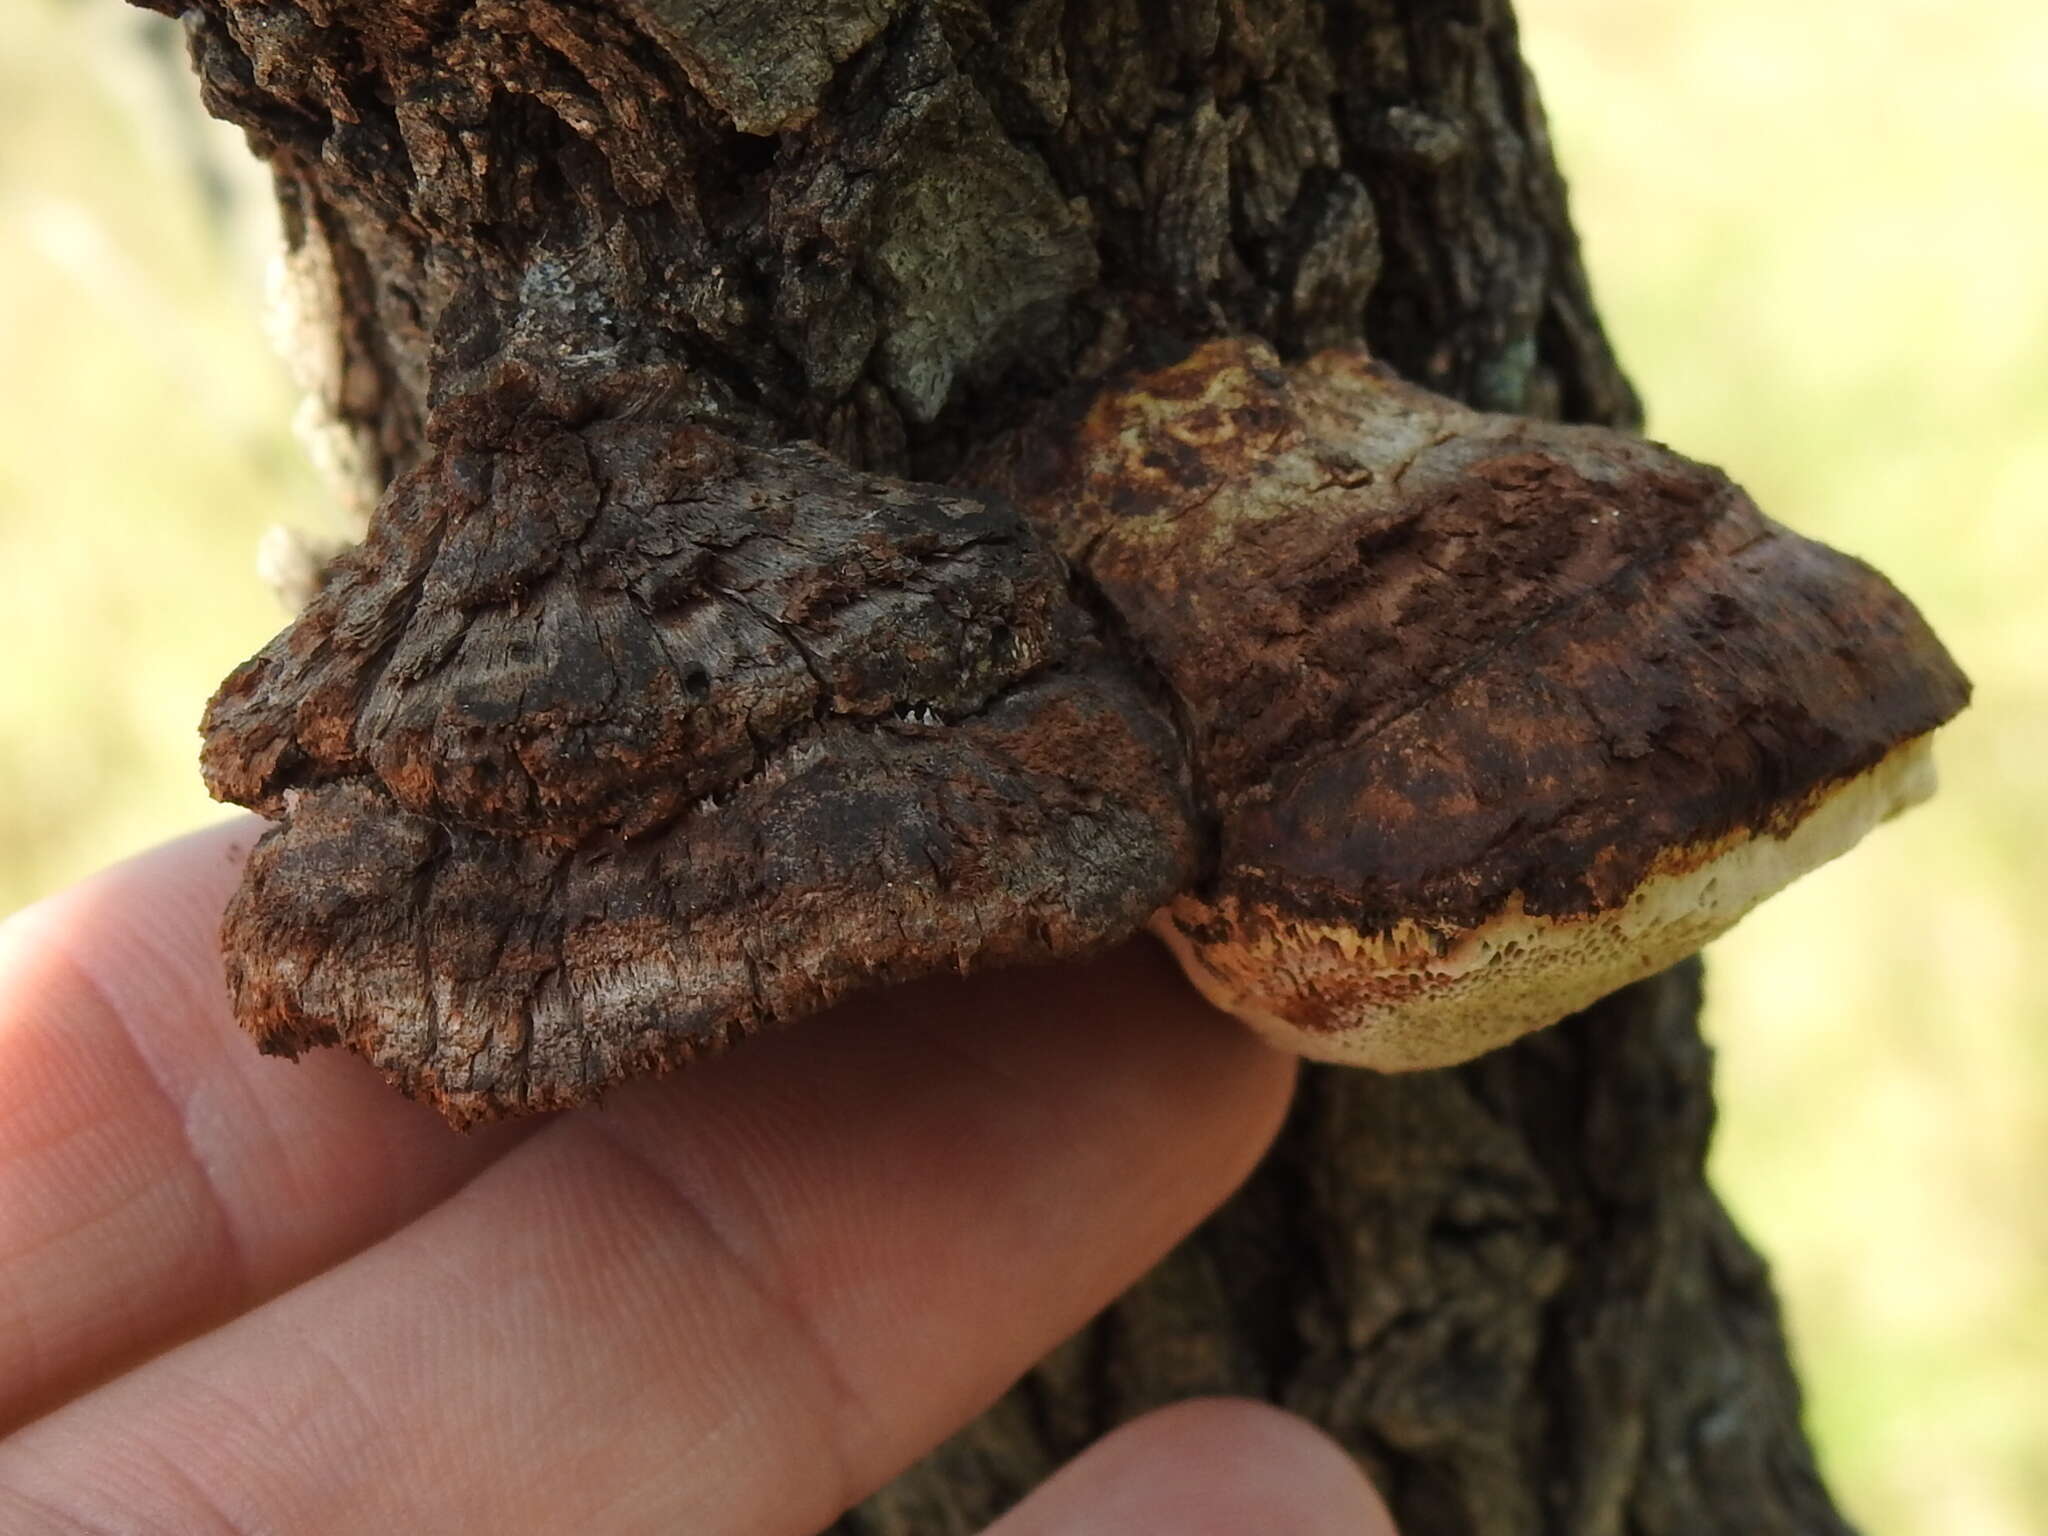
[[140, 0, 1857, 1529]]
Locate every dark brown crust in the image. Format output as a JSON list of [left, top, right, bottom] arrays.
[[227, 664, 1193, 1126], [981, 339, 1972, 934], [202, 417, 1197, 1123], [203, 422, 1085, 841], [1230, 511, 1963, 932]]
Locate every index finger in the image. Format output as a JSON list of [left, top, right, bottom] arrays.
[[1, 899, 1296, 1532], [0, 820, 530, 1429]]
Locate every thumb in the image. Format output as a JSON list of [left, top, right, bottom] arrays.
[[984, 1398, 1396, 1536]]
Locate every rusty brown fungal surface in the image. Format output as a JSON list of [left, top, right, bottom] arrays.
[[203, 418, 1198, 1124], [979, 340, 1969, 1068], [203, 339, 1969, 1123]]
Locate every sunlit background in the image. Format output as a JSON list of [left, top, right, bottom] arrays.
[[2, 0, 2041, 1529]]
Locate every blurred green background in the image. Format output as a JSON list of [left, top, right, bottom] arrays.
[[1, 0, 2041, 1528]]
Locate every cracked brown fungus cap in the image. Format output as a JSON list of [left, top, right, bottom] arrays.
[[202, 419, 1199, 1124], [979, 339, 1970, 1070], [202, 340, 1968, 1124]]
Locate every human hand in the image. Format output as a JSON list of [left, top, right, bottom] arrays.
[[0, 821, 1394, 1533]]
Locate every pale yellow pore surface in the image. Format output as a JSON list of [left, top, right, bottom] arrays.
[[1153, 735, 1939, 1070]]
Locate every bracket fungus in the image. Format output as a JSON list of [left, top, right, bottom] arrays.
[[203, 338, 1968, 1124], [978, 340, 1969, 1069]]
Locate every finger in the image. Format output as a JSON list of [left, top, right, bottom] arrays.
[[0, 941, 1297, 1535], [0, 820, 528, 1430], [987, 1399, 1396, 1536]]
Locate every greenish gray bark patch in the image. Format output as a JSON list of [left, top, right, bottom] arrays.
[[635, 0, 907, 133]]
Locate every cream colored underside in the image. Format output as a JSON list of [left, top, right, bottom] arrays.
[[1152, 735, 1939, 1071]]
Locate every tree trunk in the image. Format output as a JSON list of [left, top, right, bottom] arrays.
[[144, 0, 1852, 1529]]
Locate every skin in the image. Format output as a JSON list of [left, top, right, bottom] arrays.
[[0, 820, 1395, 1535]]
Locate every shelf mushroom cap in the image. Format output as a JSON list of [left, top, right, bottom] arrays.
[[981, 339, 1970, 1071], [201, 420, 1198, 1124]]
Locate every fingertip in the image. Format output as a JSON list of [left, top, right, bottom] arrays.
[[988, 1398, 1395, 1536], [1067, 935, 1302, 1164]]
